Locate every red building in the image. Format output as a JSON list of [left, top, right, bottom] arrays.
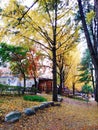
[[38, 78, 53, 93]]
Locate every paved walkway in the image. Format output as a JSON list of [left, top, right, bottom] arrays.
[[63, 97, 97, 107]]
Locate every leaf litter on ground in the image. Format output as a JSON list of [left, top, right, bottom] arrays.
[[0, 94, 98, 130]]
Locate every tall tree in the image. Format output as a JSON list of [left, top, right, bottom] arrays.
[[77, 0, 98, 102], [27, 47, 43, 94], [57, 42, 79, 95], [78, 48, 95, 90], [65, 48, 81, 93], [0, 42, 28, 91], [1, 0, 78, 101]]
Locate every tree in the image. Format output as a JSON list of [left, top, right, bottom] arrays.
[[26, 47, 43, 94], [82, 84, 93, 95], [57, 44, 79, 95], [64, 48, 81, 93], [78, 49, 92, 84], [1, 0, 79, 101], [0, 42, 28, 92], [77, 0, 98, 102]]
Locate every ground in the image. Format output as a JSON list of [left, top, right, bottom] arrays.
[[0, 94, 98, 130]]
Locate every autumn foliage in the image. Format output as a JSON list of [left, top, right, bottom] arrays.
[[0, 95, 98, 130]]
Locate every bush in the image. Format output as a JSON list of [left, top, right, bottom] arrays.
[[23, 95, 47, 102], [82, 84, 93, 94], [0, 84, 9, 94], [0, 83, 24, 95]]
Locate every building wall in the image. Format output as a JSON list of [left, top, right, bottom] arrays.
[[0, 76, 36, 87], [38, 78, 53, 93]]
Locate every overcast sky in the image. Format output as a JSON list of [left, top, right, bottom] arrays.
[[0, 0, 33, 8]]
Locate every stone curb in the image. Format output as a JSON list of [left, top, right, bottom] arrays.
[[4, 101, 62, 123]]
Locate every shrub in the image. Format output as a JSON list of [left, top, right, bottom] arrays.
[[82, 84, 93, 94], [23, 95, 47, 102], [0, 83, 24, 95], [0, 84, 9, 94]]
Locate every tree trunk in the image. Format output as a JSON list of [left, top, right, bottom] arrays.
[[59, 73, 63, 95], [94, 0, 98, 20], [52, 46, 58, 101], [94, 66, 98, 101], [94, 0, 98, 102], [52, 0, 58, 101], [58, 68, 64, 95], [22, 74, 26, 94], [33, 77, 37, 94], [90, 68, 95, 90], [72, 82, 75, 96], [77, 0, 98, 102]]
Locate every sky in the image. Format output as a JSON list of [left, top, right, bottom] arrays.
[[0, 0, 33, 8], [22, 0, 33, 6], [0, 0, 8, 8]]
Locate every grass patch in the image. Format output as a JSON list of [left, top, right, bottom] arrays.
[[23, 95, 47, 102]]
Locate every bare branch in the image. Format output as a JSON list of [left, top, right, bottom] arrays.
[[17, 0, 38, 24]]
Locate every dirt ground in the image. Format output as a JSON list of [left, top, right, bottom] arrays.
[[0, 95, 98, 130]]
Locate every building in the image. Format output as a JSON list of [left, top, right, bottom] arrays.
[[38, 78, 53, 93]]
